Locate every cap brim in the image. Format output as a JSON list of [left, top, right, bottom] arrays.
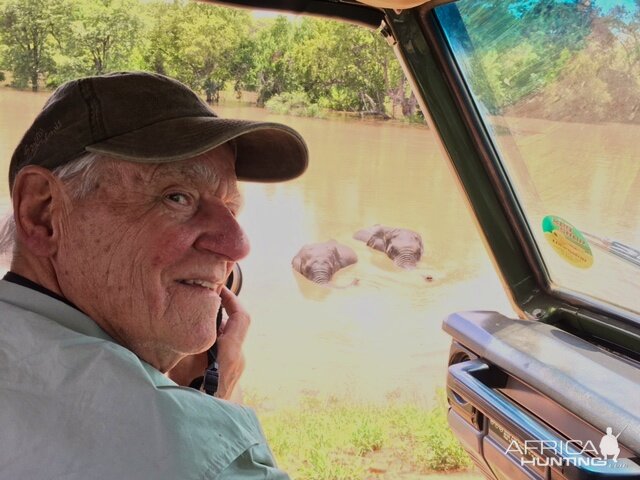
[[86, 116, 308, 182]]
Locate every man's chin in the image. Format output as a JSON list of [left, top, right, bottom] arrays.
[[184, 316, 219, 350]]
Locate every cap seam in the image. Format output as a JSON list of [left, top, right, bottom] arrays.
[[78, 78, 106, 143], [85, 112, 224, 146]]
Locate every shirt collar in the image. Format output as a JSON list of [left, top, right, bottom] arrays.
[[0, 278, 175, 387], [3, 271, 81, 311], [0, 278, 114, 343]]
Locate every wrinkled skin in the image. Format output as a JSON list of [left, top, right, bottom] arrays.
[[354, 225, 424, 269], [292, 240, 358, 284], [11, 146, 251, 399]]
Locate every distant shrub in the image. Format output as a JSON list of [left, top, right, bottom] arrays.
[[265, 91, 325, 118], [402, 111, 426, 124]]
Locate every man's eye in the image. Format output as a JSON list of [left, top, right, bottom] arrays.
[[165, 193, 190, 206]]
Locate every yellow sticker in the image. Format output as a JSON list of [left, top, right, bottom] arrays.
[[542, 215, 593, 268]]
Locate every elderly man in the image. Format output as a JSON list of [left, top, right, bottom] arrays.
[[0, 72, 307, 478]]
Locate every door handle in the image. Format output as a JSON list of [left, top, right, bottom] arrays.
[[448, 360, 640, 479]]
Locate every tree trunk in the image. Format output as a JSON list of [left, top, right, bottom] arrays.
[[30, 42, 39, 92], [401, 93, 418, 117]]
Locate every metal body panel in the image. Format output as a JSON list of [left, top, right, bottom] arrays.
[[444, 311, 640, 454]]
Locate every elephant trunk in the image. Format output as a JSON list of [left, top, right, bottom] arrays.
[[305, 262, 333, 284], [311, 269, 332, 284], [392, 249, 421, 269]]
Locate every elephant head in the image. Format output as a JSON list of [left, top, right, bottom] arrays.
[[382, 228, 424, 268], [292, 240, 358, 284], [354, 225, 424, 269]]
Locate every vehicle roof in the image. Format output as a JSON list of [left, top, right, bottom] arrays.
[[202, 0, 427, 28]]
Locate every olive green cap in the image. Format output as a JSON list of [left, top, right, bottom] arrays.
[[9, 71, 308, 188]]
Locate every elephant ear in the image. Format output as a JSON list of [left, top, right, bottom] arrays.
[[353, 224, 384, 242], [361, 226, 388, 252], [353, 228, 372, 242], [335, 244, 358, 267], [292, 253, 303, 272]]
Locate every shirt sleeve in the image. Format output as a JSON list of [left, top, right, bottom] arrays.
[[215, 444, 291, 479]]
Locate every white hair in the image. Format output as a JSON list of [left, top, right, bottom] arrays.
[[0, 152, 111, 257]]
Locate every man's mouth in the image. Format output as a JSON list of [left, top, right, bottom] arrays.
[[178, 279, 218, 290]]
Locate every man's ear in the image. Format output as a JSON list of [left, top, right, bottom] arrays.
[[12, 166, 66, 257]]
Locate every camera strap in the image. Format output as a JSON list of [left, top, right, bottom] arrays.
[[187, 308, 222, 397], [201, 346, 220, 396], [187, 347, 219, 397]]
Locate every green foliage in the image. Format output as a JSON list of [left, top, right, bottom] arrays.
[[248, 15, 299, 106], [0, 0, 71, 90], [49, 0, 143, 86], [0, 0, 413, 117], [264, 91, 324, 118], [289, 18, 396, 114], [442, 0, 640, 123], [299, 449, 365, 480], [3, 0, 637, 122], [476, 41, 548, 108], [249, 392, 472, 478], [392, 396, 472, 471], [543, 50, 612, 118], [351, 415, 385, 456], [142, 1, 252, 103], [457, 0, 593, 112], [248, 15, 408, 116]]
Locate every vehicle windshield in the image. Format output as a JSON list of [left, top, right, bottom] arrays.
[[0, 7, 514, 475], [435, 0, 640, 317]]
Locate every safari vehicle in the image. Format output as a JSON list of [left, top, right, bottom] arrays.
[[1, 0, 638, 477], [204, 0, 640, 478]]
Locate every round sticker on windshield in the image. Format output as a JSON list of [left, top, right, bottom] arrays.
[[542, 215, 593, 268]]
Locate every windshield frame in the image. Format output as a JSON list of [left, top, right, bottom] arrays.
[[428, 2, 640, 325], [385, 4, 640, 329]]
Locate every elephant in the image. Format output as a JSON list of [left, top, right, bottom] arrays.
[[354, 224, 424, 269], [292, 240, 358, 285]]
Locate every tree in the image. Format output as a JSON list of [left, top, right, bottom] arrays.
[[143, 2, 252, 103], [248, 16, 299, 106], [53, 0, 142, 82], [0, 0, 71, 90], [139, 0, 178, 77], [290, 18, 393, 114], [606, 1, 640, 82], [451, 0, 594, 113]]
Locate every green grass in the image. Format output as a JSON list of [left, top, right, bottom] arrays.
[[247, 391, 473, 479]]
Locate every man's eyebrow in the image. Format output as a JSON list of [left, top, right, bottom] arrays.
[[149, 162, 219, 186], [148, 162, 244, 209]]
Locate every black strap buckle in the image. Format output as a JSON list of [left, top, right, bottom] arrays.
[[187, 346, 219, 396]]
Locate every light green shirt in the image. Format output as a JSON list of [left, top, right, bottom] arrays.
[[0, 280, 289, 479]]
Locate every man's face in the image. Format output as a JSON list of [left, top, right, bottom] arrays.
[[55, 145, 249, 370]]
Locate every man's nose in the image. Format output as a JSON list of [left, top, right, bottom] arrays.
[[194, 202, 250, 261]]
